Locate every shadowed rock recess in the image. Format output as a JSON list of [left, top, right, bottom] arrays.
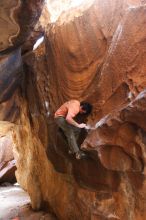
[[0, 0, 146, 219]]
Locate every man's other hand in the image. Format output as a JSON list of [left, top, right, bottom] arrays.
[[78, 123, 87, 128]]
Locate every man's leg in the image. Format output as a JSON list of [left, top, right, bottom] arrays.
[[55, 117, 80, 153], [55, 117, 87, 159], [71, 125, 81, 140]]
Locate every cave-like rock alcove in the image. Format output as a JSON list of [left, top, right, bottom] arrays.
[[0, 0, 146, 219]]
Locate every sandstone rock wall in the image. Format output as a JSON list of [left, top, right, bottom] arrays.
[[0, 0, 146, 220], [0, 0, 45, 184], [0, 49, 22, 183], [0, 0, 44, 54]]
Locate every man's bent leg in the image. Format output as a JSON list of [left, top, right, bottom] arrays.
[[66, 128, 80, 153], [55, 117, 80, 153]]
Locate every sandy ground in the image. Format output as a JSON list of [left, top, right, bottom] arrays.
[[0, 184, 56, 220]]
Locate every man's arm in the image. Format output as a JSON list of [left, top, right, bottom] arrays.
[[66, 115, 86, 128], [66, 112, 87, 128]]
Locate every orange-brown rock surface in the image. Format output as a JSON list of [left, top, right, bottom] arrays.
[[0, 0, 44, 54], [0, 0, 45, 183], [0, 122, 16, 183], [1, 0, 146, 220]]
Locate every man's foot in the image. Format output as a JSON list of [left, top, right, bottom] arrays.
[[75, 151, 87, 160]]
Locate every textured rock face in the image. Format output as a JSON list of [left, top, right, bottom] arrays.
[[0, 1, 45, 182], [0, 0, 44, 54], [46, 0, 146, 113], [0, 122, 16, 183], [0, 49, 22, 183], [21, 1, 146, 219], [1, 0, 146, 220]]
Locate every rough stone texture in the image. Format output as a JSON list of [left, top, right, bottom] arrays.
[[22, 4, 50, 54], [88, 2, 146, 122], [46, 0, 146, 114], [1, 0, 146, 220], [82, 91, 146, 172], [0, 49, 22, 183], [0, 0, 45, 184], [0, 122, 16, 183], [0, 49, 22, 105], [0, 0, 45, 54], [19, 1, 146, 219]]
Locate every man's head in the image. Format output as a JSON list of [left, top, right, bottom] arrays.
[[80, 102, 92, 115]]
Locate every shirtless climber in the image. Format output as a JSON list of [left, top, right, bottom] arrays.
[[54, 100, 92, 159]]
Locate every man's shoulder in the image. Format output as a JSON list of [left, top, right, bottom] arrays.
[[69, 100, 80, 105], [67, 100, 80, 116], [67, 100, 80, 108]]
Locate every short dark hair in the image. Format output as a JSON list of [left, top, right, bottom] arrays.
[[80, 102, 92, 115]]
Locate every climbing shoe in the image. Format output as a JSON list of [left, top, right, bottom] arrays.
[[75, 151, 87, 159]]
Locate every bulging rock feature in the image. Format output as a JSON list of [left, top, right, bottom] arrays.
[[82, 90, 146, 173]]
